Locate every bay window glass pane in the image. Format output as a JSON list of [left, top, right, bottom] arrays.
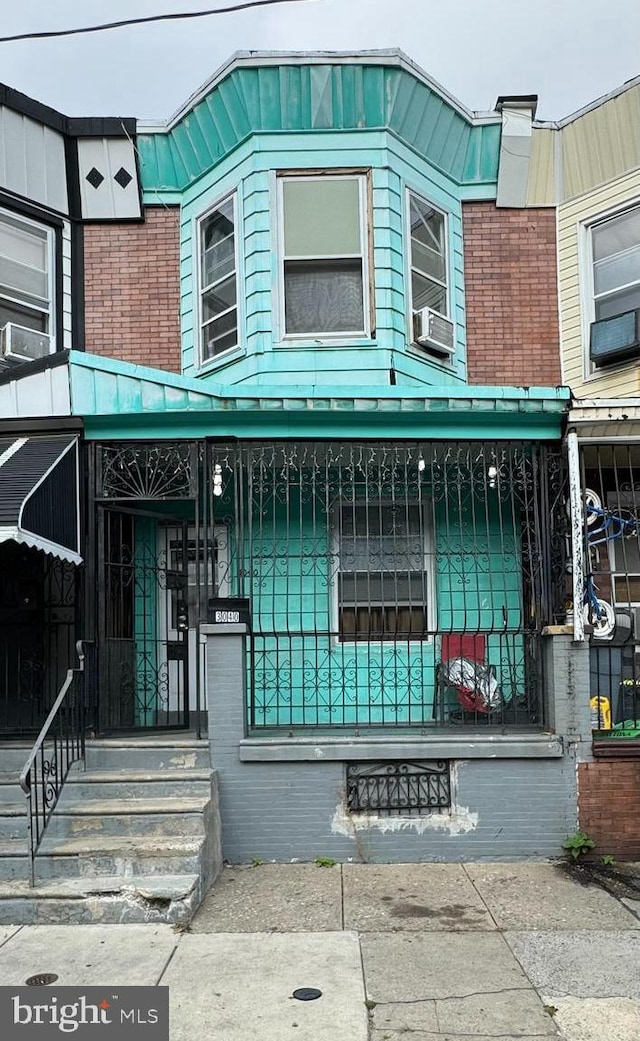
[[284, 259, 364, 333], [202, 275, 237, 323], [203, 308, 237, 360], [284, 179, 361, 257], [410, 198, 444, 263], [411, 237, 446, 283], [593, 208, 640, 262], [201, 199, 235, 289], [411, 271, 447, 315]]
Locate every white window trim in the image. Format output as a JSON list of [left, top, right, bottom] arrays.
[[580, 196, 640, 381], [196, 191, 240, 369], [330, 499, 435, 646], [404, 188, 451, 358], [277, 173, 371, 342], [0, 205, 56, 351]]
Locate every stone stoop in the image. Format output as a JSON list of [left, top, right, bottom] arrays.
[[0, 736, 221, 925]]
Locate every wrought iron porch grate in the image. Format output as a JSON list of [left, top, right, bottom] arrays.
[[346, 760, 451, 816]]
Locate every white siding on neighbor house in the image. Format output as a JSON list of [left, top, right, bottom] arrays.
[[558, 168, 640, 399], [0, 363, 71, 419], [0, 107, 68, 215], [62, 220, 72, 348]]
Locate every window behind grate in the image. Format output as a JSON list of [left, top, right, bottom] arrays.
[[346, 760, 451, 816]]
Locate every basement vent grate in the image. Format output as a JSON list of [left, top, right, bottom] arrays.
[[346, 760, 451, 816]]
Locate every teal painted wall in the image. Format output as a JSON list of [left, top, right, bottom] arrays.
[[223, 489, 526, 727], [133, 517, 160, 727], [176, 130, 474, 386]]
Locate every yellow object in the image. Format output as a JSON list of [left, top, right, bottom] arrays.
[[590, 696, 611, 730]]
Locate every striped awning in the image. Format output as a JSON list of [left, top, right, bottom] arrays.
[[0, 434, 81, 564]]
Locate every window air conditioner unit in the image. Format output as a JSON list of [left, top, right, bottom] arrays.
[[0, 323, 52, 362], [413, 307, 455, 357], [590, 308, 640, 367]]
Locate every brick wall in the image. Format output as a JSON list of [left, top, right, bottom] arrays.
[[83, 206, 181, 373], [463, 202, 561, 386], [578, 760, 640, 860]]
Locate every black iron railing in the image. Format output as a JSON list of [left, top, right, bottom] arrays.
[[581, 443, 640, 736], [19, 641, 87, 886], [207, 440, 568, 731]]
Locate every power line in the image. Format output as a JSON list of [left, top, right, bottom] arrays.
[[0, 0, 319, 44]]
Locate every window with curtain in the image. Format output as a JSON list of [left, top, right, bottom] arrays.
[[0, 208, 53, 335], [335, 501, 431, 641], [199, 194, 238, 362], [280, 175, 368, 336]]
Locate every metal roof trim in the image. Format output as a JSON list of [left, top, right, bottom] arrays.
[[138, 49, 502, 135]]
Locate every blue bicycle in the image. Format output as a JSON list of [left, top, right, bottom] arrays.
[[582, 490, 638, 639]]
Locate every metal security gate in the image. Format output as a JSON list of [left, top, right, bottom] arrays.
[[89, 441, 203, 733], [207, 440, 568, 731], [580, 443, 640, 730], [97, 508, 191, 732], [0, 542, 77, 736]]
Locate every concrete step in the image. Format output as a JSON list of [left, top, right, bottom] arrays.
[[0, 834, 206, 882], [0, 745, 32, 774], [84, 738, 210, 772], [0, 775, 24, 804], [40, 835, 206, 880], [0, 803, 27, 840], [44, 795, 211, 839], [0, 873, 201, 925], [0, 738, 221, 925], [65, 768, 213, 799]]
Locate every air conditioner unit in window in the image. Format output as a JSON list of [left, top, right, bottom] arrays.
[[590, 308, 640, 367], [0, 323, 52, 362], [413, 307, 455, 358]]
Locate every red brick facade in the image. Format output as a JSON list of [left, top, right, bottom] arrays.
[[578, 760, 640, 860], [463, 202, 561, 386], [83, 206, 181, 373]]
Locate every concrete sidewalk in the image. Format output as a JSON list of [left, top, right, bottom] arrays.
[[0, 862, 639, 1040]]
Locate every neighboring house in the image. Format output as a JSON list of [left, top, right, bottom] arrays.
[[0, 83, 141, 735], [551, 75, 640, 859], [3, 52, 611, 904]]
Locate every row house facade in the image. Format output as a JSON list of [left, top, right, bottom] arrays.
[[0, 51, 636, 919]]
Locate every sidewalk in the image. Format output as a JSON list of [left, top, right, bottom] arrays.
[[0, 861, 639, 1040]]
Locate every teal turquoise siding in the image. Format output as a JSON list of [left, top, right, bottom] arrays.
[[241, 492, 525, 727], [138, 62, 500, 194], [136, 55, 503, 389], [68, 349, 570, 442], [134, 518, 160, 727], [177, 131, 471, 384]]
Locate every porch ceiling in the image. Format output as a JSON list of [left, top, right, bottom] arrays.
[[570, 399, 640, 442]]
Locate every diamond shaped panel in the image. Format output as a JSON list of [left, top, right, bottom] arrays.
[[85, 167, 104, 189]]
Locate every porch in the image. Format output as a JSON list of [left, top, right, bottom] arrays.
[[83, 437, 569, 739]]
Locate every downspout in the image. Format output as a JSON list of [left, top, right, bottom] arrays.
[[567, 429, 585, 641]]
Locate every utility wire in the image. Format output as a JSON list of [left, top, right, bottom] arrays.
[[0, 0, 319, 44]]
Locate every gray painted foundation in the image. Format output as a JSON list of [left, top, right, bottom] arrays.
[[204, 624, 591, 864]]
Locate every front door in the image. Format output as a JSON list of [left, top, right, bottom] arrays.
[[98, 509, 190, 732], [159, 523, 229, 720]]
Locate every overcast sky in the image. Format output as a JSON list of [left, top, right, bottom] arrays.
[[1, 0, 639, 123]]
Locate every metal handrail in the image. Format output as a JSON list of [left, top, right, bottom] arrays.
[[20, 640, 87, 887]]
